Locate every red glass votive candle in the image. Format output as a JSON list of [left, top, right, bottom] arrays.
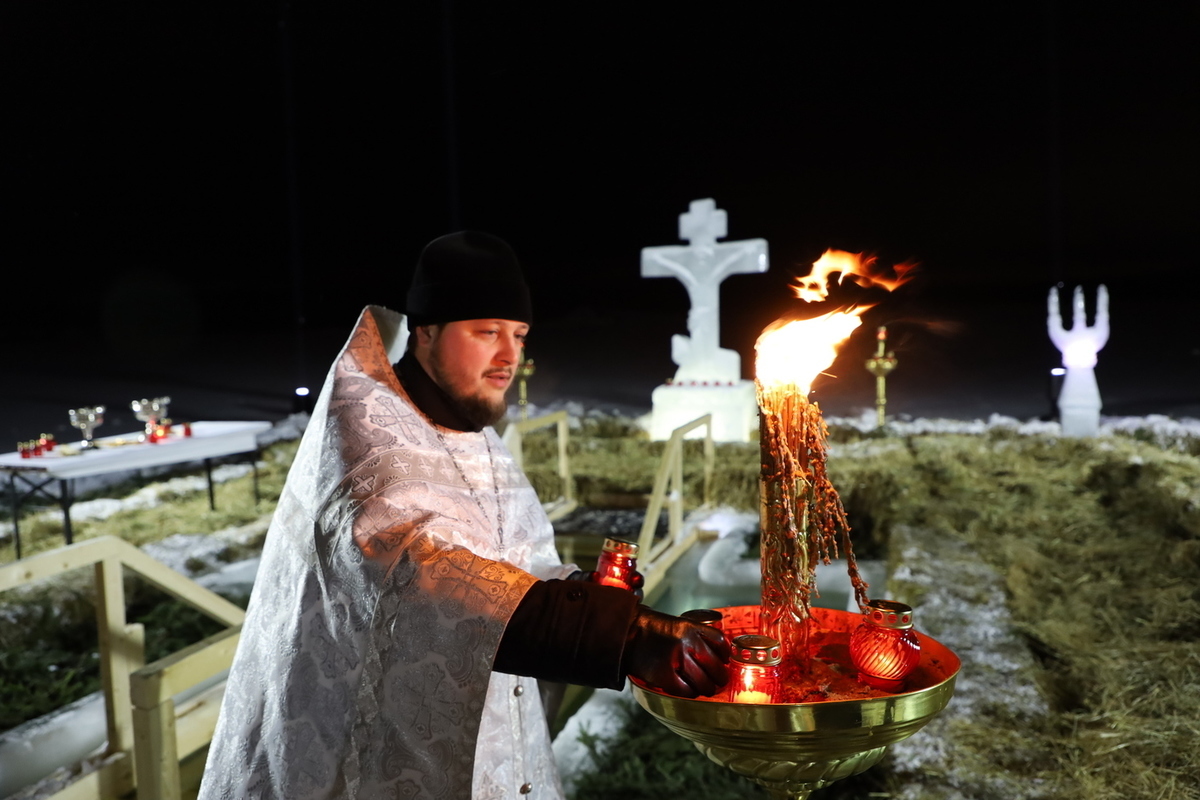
[[850, 599, 921, 691], [591, 537, 639, 591], [729, 634, 782, 704]]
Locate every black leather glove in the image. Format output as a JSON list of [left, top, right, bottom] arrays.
[[568, 569, 645, 599], [621, 605, 730, 698]]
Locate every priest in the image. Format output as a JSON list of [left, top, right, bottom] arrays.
[[199, 231, 729, 799]]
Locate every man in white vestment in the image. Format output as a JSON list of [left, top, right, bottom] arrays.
[[199, 232, 729, 799]]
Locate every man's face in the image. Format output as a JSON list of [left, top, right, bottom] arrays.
[[416, 319, 528, 427]]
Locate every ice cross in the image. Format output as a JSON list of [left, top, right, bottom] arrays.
[[641, 199, 768, 382]]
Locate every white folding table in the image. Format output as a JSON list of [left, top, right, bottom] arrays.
[[1, 420, 272, 559]]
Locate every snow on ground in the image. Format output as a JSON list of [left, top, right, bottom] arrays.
[[826, 408, 1200, 446]]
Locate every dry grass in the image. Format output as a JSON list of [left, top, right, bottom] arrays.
[[5, 418, 1199, 797], [537, 420, 1200, 798], [830, 431, 1200, 798]]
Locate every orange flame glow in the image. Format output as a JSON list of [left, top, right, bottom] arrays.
[[756, 250, 914, 394], [791, 249, 915, 302], [756, 313, 865, 395]]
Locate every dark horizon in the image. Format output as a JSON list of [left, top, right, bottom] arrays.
[[2, 3, 1196, 442]]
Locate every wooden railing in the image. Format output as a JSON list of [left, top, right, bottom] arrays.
[[636, 414, 714, 599], [502, 409, 577, 521], [0, 536, 244, 800], [0, 412, 712, 798], [549, 414, 715, 731]]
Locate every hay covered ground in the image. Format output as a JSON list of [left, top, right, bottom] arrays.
[[3, 413, 1200, 798], [527, 414, 1200, 799]]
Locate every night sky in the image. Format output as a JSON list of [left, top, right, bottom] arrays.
[[2, 3, 1196, 439]]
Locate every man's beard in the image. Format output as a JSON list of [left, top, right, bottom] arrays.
[[428, 350, 508, 429], [452, 389, 507, 429]]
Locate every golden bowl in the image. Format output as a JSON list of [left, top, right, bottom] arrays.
[[631, 605, 960, 799]]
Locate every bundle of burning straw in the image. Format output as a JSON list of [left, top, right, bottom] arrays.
[[754, 250, 912, 664]]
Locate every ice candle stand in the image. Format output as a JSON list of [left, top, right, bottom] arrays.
[[1048, 285, 1109, 437], [632, 250, 959, 799]]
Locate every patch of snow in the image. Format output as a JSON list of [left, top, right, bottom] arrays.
[[697, 530, 758, 586], [822, 408, 1200, 449], [197, 557, 261, 597], [0, 693, 106, 798], [693, 507, 758, 539], [887, 525, 1049, 800], [257, 412, 309, 446], [140, 533, 231, 574], [553, 688, 632, 796]]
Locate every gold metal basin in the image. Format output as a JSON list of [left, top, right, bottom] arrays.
[[631, 605, 960, 799]]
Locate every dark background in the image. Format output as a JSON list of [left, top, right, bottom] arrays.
[[2, 2, 1196, 443]]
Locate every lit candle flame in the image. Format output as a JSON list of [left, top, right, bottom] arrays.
[[598, 574, 630, 589], [732, 670, 772, 704]]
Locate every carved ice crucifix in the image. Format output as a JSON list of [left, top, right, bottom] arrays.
[[641, 199, 768, 382]]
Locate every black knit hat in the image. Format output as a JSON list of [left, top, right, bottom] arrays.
[[405, 231, 533, 327]]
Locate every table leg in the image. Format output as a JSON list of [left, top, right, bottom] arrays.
[[205, 458, 216, 511], [7, 473, 21, 560], [60, 478, 75, 545], [251, 451, 261, 506]]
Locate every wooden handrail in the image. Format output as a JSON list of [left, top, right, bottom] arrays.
[[637, 415, 714, 599], [0, 536, 245, 800], [502, 409, 577, 521], [130, 626, 243, 800]]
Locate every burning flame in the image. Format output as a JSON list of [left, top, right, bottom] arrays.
[[756, 313, 864, 395], [791, 250, 915, 303], [756, 249, 913, 394]]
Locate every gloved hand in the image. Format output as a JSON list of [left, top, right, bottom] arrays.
[[621, 605, 730, 698], [568, 569, 645, 599]]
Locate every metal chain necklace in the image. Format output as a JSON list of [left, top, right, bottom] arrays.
[[434, 427, 505, 550]]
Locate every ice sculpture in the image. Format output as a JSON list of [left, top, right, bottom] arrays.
[[640, 199, 768, 441], [641, 198, 768, 382], [1048, 285, 1109, 437]]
